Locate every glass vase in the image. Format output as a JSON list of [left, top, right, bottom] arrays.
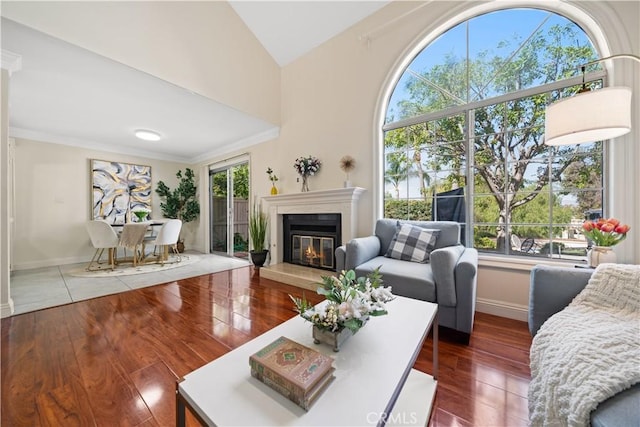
[[587, 246, 617, 267], [270, 183, 278, 195], [301, 175, 309, 192]]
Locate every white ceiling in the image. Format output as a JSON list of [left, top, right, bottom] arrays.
[[2, 2, 389, 163], [230, 1, 390, 66]]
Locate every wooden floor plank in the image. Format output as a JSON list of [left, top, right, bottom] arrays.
[[1, 265, 532, 426], [35, 377, 95, 427], [129, 361, 179, 427]]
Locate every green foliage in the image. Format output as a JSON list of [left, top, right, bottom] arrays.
[[384, 199, 431, 221], [560, 147, 603, 213], [155, 168, 200, 224], [249, 205, 268, 251], [233, 233, 248, 252], [384, 151, 410, 199], [475, 236, 496, 249], [211, 164, 249, 199]]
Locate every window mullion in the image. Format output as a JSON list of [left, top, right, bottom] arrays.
[[383, 70, 607, 133], [503, 102, 510, 256], [466, 110, 474, 248]]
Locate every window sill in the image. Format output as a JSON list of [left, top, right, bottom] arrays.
[[478, 254, 587, 272]]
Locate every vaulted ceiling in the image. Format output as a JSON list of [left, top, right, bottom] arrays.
[[2, 2, 390, 163]]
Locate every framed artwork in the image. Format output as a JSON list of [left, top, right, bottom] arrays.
[[91, 159, 152, 224]]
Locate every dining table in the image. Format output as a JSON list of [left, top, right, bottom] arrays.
[[113, 220, 168, 266]]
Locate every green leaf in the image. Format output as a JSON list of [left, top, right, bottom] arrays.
[[344, 270, 356, 282], [343, 318, 361, 333], [369, 309, 388, 317]]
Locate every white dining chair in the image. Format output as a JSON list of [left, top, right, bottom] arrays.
[[146, 219, 182, 265], [86, 219, 120, 271]]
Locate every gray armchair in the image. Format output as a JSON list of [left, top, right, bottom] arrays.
[[336, 219, 478, 340]]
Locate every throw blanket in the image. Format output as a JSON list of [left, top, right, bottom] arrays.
[[528, 263, 640, 427], [119, 222, 150, 250]]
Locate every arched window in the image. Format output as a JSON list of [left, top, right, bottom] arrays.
[[383, 8, 605, 260]]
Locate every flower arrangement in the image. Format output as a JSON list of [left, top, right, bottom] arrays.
[[290, 268, 394, 334], [293, 155, 322, 177], [266, 167, 278, 182], [582, 218, 630, 247]]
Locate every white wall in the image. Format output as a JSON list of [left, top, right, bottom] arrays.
[[198, 1, 639, 321], [12, 138, 190, 270], [1, 1, 281, 125]]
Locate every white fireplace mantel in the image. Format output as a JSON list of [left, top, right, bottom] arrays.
[[262, 187, 366, 266]]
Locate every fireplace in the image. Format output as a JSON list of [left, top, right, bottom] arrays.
[[283, 214, 341, 270], [261, 187, 365, 272]]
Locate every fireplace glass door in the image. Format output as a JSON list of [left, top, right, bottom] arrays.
[[291, 235, 335, 269]]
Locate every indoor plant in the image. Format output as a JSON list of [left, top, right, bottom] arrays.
[[582, 217, 630, 266], [131, 207, 151, 222], [249, 204, 269, 267], [155, 168, 200, 251], [290, 268, 394, 351], [266, 167, 279, 195]]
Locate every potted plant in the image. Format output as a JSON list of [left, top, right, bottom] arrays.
[[249, 204, 269, 267], [155, 168, 200, 252]]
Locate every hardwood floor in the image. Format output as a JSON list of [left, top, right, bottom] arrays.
[[1, 266, 532, 426]]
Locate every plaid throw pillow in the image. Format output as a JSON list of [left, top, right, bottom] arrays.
[[385, 224, 440, 263]]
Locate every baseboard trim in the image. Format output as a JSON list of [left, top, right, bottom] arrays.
[[476, 297, 528, 322], [12, 256, 88, 271], [1, 299, 15, 318]]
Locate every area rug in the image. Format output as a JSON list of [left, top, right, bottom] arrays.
[[68, 254, 200, 277]]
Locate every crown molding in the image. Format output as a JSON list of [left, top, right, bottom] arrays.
[[1, 50, 22, 75]]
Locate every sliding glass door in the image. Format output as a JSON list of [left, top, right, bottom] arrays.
[[210, 161, 249, 258]]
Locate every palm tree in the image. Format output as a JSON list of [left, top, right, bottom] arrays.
[[384, 153, 409, 199]]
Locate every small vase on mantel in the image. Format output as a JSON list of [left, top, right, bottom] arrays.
[[270, 183, 278, 195], [301, 175, 310, 192], [587, 246, 617, 267]]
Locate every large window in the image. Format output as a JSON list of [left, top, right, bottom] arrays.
[[383, 9, 605, 261]]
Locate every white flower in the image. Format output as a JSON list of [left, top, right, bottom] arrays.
[[290, 267, 392, 334], [371, 286, 394, 302]]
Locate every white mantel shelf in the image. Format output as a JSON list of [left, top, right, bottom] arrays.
[[262, 187, 366, 266], [262, 187, 366, 205]]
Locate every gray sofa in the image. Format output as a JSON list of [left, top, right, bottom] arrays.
[[529, 265, 640, 427], [336, 219, 478, 340]]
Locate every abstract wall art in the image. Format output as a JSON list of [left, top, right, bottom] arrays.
[[91, 159, 152, 224]]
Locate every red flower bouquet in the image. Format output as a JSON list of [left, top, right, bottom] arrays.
[[582, 218, 630, 247]]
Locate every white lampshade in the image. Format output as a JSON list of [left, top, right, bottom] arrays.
[[544, 86, 632, 146]]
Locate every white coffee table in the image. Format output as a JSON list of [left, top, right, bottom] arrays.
[[176, 296, 438, 426]]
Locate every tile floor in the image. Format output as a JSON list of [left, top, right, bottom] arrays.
[[9, 252, 250, 315]]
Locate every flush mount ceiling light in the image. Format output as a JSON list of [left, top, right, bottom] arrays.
[[134, 129, 161, 141], [544, 54, 640, 146]]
